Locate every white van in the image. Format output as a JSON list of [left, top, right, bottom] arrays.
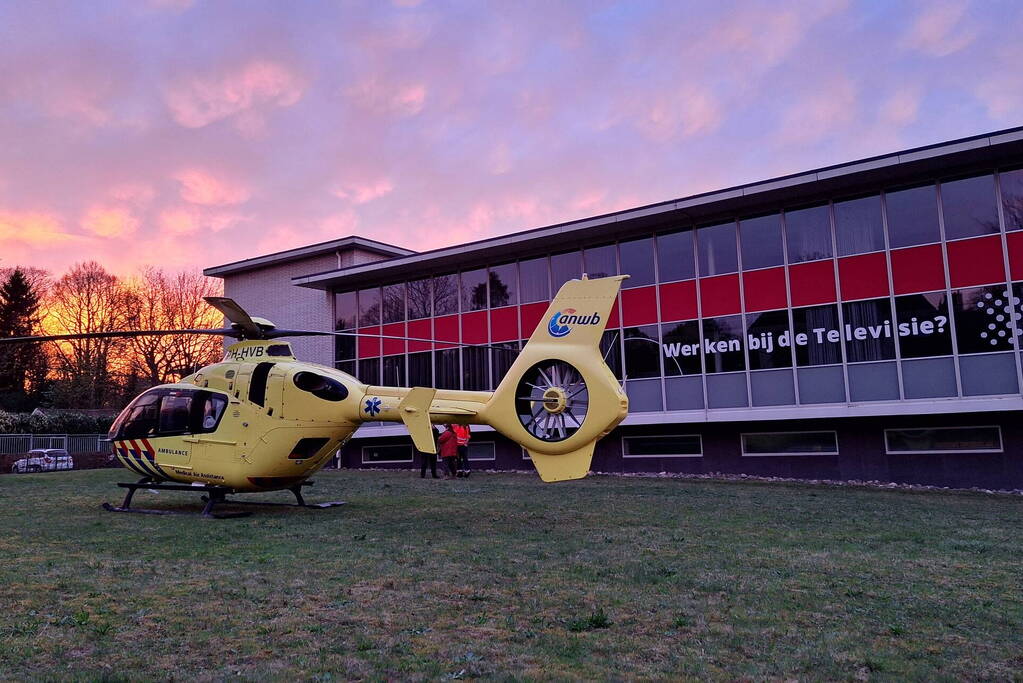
[[11, 449, 75, 473]]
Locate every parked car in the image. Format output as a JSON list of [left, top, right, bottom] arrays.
[[11, 449, 74, 473]]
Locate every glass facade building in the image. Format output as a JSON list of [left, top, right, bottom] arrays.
[[209, 128, 1023, 489]]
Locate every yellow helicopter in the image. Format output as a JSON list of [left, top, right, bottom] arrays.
[[1, 275, 629, 517]]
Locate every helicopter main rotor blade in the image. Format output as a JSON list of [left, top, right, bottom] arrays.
[[203, 297, 263, 339], [0, 328, 239, 344], [266, 329, 522, 354]]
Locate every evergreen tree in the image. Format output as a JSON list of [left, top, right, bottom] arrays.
[[0, 268, 47, 410]]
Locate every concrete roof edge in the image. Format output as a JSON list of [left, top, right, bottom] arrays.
[[203, 235, 415, 277]]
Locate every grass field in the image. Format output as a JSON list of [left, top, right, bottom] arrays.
[[1, 469, 1021, 680]]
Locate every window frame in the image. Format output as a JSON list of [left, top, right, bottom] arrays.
[[740, 430, 839, 457], [467, 441, 497, 462], [883, 426, 1003, 455], [622, 434, 703, 458]]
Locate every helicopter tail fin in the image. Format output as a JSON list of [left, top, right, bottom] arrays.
[[482, 275, 629, 482], [398, 387, 438, 454]]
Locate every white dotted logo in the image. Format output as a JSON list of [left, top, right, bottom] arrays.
[[975, 289, 1020, 346]]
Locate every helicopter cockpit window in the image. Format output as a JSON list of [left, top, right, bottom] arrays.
[[267, 344, 292, 357], [112, 388, 229, 439], [293, 372, 349, 402]]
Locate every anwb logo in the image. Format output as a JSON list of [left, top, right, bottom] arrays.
[[548, 308, 601, 338]]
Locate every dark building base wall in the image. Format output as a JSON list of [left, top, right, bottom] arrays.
[[339, 411, 1023, 491]]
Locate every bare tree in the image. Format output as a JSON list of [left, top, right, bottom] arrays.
[[45, 261, 131, 408]]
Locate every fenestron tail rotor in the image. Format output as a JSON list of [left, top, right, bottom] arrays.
[[515, 359, 589, 442]]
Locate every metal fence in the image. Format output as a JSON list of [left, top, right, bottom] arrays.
[[0, 433, 113, 475]]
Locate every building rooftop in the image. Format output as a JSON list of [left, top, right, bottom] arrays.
[[203, 235, 415, 277]]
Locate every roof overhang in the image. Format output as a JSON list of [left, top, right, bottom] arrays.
[[291, 127, 1023, 291], [203, 236, 415, 278]]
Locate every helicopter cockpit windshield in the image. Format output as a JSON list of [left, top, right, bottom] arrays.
[[109, 388, 229, 440]]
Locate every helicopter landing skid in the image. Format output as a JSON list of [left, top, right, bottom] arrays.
[[103, 479, 252, 519], [200, 482, 346, 510]]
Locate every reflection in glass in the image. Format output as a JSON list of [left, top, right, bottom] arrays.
[[600, 329, 623, 380], [519, 256, 550, 303], [624, 325, 661, 378], [739, 214, 784, 270], [834, 195, 884, 256], [619, 238, 655, 287], [358, 287, 380, 327], [941, 174, 999, 240], [382, 355, 406, 386], [409, 351, 432, 386], [334, 335, 355, 362], [886, 185, 940, 248], [382, 284, 405, 324], [490, 342, 519, 389], [785, 205, 832, 263], [334, 360, 355, 377], [407, 279, 432, 319], [745, 310, 792, 369], [999, 168, 1023, 231], [952, 285, 1017, 354], [435, 349, 459, 389], [461, 268, 488, 311], [792, 304, 841, 366], [433, 274, 459, 315], [702, 315, 745, 372], [489, 263, 517, 308], [657, 230, 696, 282], [551, 251, 582, 291], [661, 321, 701, 375], [462, 347, 488, 390], [842, 298, 895, 362], [335, 290, 357, 330], [895, 292, 952, 358], [358, 357, 380, 385], [584, 244, 617, 279], [697, 222, 738, 276]]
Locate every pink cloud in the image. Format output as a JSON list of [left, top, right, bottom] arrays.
[[108, 183, 156, 204], [776, 75, 859, 144], [878, 89, 921, 126], [900, 2, 977, 57], [81, 205, 140, 238], [159, 206, 245, 235], [331, 179, 394, 204], [174, 169, 251, 206], [345, 79, 427, 116], [0, 210, 77, 246], [163, 60, 305, 129]]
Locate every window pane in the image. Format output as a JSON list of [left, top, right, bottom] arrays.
[[334, 360, 355, 377], [358, 357, 380, 385], [551, 251, 582, 291], [623, 435, 702, 457], [842, 298, 895, 362], [362, 444, 413, 463], [657, 230, 695, 282], [835, 195, 884, 256], [489, 263, 517, 308], [382, 284, 405, 324], [461, 268, 488, 311], [885, 427, 1002, 453], [409, 351, 432, 386], [407, 279, 432, 319], [433, 274, 459, 315], [886, 185, 940, 248], [661, 321, 701, 376], [335, 291, 357, 330], [519, 257, 550, 303], [382, 355, 406, 386], [746, 309, 792, 370], [953, 285, 1015, 354], [619, 238, 655, 288], [462, 347, 488, 390], [584, 244, 617, 279], [334, 334, 355, 362], [999, 168, 1023, 231], [624, 325, 661, 379], [895, 292, 952, 358], [942, 174, 999, 240], [785, 205, 832, 263], [600, 329, 623, 380], [490, 342, 519, 390], [697, 222, 738, 276], [468, 442, 496, 461], [435, 349, 459, 389], [358, 287, 380, 327], [742, 431, 837, 455], [792, 304, 841, 366], [739, 214, 784, 270], [702, 315, 745, 372]]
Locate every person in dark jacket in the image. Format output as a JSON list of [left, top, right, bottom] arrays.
[[419, 426, 442, 478], [438, 424, 460, 479]]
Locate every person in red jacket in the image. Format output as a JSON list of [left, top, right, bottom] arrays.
[[438, 424, 460, 479], [452, 423, 471, 477]]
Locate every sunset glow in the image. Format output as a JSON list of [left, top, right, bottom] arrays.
[[0, 0, 1018, 277]]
